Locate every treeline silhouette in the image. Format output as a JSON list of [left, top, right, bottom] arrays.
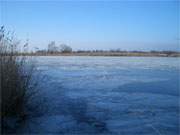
[[34, 48, 180, 57]]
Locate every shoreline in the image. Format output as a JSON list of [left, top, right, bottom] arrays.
[[28, 52, 180, 57]]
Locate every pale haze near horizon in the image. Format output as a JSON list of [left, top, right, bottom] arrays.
[[0, 1, 179, 51]]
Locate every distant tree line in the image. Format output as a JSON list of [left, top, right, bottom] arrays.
[[47, 41, 72, 53], [33, 41, 179, 57], [36, 41, 73, 54]]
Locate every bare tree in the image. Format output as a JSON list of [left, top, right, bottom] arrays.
[[48, 41, 57, 53], [59, 44, 72, 53]]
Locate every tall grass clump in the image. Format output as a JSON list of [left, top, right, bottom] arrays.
[[0, 26, 38, 132]]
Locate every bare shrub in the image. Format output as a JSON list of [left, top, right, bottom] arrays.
[[0, 26, 39, 133]]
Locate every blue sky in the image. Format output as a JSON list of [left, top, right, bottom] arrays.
[[1, 0, 179, 51]]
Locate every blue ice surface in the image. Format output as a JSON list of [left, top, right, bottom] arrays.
[[19, 56, 179, 134]]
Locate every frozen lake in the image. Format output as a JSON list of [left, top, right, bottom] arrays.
[[19, 56, 179, 134]]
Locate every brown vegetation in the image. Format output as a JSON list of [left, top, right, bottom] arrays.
[[34, 51, 180, 57], [0, 26, 38, 133]]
